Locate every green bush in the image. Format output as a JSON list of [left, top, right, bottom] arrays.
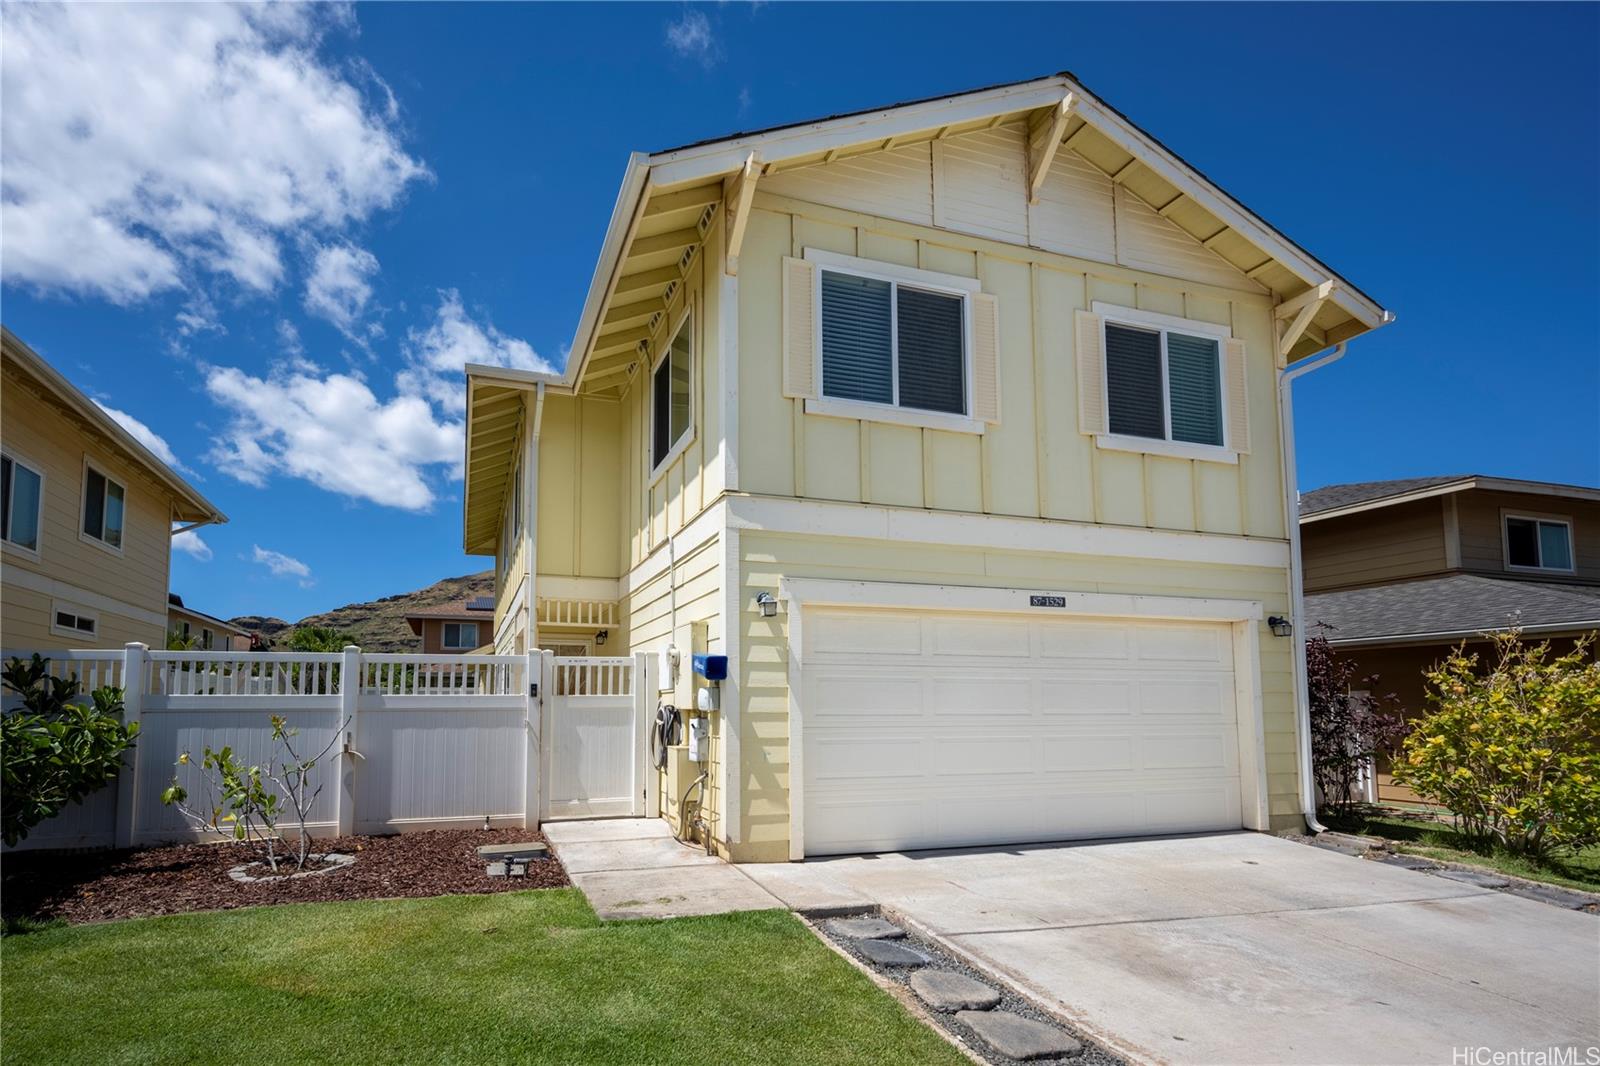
[[1, 655, 140, 847], [1392, 632, 1600, 857]]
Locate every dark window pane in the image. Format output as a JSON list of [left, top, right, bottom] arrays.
[[652, 357, 671, 467], [84, 469, 105, 538], [1506, 518, 1539, 567], [1105, 324, 1164, 439], [104, 480, 125, 549], [896, 287, 965, 414], [821, 270, 892, 405], [1167, 333, 1222, 446], [669, 314, 692, 445], [9, 462, 39, 550], [2, 455, 11, 542], [56, 612, 74, 628], [76, 616, 95, 633]]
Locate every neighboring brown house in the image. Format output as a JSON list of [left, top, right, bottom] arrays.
[[1301, 474, 1600, 803], [404, 597, 494, 653]]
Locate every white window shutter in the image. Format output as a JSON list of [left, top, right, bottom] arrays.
[[1075, 310, 1107, 436], [970, 292, 1001, 423], [1224, 337, 1251, 453], [782, 256, 818, 399]]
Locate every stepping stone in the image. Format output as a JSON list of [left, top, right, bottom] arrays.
[[509, 864, 526, 878], [828, 916, 905, 940], [856, 939, 929, 967], [909, 970, 1001, 1012], [1437, 868, 1510, 889], [486, 862, 507, 877], [956, 1010, 1082, 1061], [478, 841, 550, 861]]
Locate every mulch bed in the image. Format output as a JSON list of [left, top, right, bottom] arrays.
[[3, 828, 568, 925]]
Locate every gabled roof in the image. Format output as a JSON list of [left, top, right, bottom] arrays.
[[536, 70, 1393, 402], [1307, 573, 1600, 646], [2, 326, 226, 526], [404, 598, 494, 636], [167, 594, 251, 637], [1301, 475, 1600, 522]]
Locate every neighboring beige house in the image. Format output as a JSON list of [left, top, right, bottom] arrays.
[[404, 597, 496, 653], [463, 73, 1395, 861], [1, 327, 226, 650], [167, 593, 253, 651], [1302, 474, 1600, 803]]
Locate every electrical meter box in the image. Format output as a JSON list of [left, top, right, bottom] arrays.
[[691, 654, 727, 681], [686, 716, 708, 762]]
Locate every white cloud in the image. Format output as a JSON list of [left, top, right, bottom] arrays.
[[206, 364, 461, 511], [0, 3, 426, 303], [93, 401, 183, 470], [172, 529, 213, 562], [665, 9, 718, 66], [304, 242, 379, 338], [251, 544, 313, 587], [400, 289, 553, 414]]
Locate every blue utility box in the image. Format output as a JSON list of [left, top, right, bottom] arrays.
[[691, 654, 728, 681]]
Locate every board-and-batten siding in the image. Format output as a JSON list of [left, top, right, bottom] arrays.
[[1300, 500, 1449, 593], [738, 197, 1286, 541], [763, 123, 1266, 295]]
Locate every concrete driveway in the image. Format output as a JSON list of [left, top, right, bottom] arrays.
[[741, 832, 1600, 1065]]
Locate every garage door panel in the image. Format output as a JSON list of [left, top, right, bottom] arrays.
[[1138, 678, 1235, 719], [929, 617, 1033, 657], [1135, 623, 1231, 666], [1036, 622, 1133, 661], [811, 612, 924, 656], [803, 606, 1246, 856]]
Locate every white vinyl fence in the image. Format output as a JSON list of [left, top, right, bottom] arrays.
[[2, 644, 651, 851]]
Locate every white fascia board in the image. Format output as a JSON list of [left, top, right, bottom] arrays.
[[465, 363, 572, 392], [1062, 80, 1392, 331], [644, 78, 1070, 187], [561, 153, 652, 389]]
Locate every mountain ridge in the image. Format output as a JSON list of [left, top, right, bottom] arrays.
[[228, 571, 495, 652]]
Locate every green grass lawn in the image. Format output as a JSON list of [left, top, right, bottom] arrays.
[[1325, 812, 1600, 893], [1, 890, 967, 1066]]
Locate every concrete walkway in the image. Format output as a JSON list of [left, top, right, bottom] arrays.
[[740, 832, 1600, 1065], [543, 818, 782, 919]]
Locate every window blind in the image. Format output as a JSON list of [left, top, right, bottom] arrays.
[[1167, 332, 1223, 446], [1105, 324, 1164, 439], [821, 270, 893, 405], [896, 287, 965, 414]]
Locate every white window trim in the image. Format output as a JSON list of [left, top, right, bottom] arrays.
[[50, 601, 99, 640], [1502, 510, 1576, 574], [442, 621, 480, 650], [79, 456, 127, 557], [805, 247, 978, 425], [648, 304, 696, 485], [1, 448, 45, 562], [1092, 301, 1233, 459]]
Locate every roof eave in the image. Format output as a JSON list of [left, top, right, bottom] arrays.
[[1302, 476, 1600, 523]]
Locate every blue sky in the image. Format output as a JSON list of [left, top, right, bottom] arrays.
[[2, 2, 1595, 623]]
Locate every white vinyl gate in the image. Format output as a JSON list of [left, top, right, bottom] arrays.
[[540, 654, 655, 820]]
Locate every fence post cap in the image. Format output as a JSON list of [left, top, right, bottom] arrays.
[[342, 645, 361, 654], [125, 641, 148, 651]]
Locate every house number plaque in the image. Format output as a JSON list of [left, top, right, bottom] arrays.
[[1029, 595, 1066, 608]]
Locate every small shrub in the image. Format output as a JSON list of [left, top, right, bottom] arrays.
[[1, 655, 139, 847], [1307, 633, 1405, 815], [1392, 631, 1600, 857]]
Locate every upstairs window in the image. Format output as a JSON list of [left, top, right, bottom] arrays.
[[651, 312, 693, 472], [444, 622, 479, 650], [2, 452, 43, 553], [1505, 515, 1574, 572], [1104, 322, 1224, 448], [82, 463, 126, 550], [52, 604, 97, 639], [819, 265, 967, 416]]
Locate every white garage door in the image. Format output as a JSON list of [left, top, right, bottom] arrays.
[[801, 607, 1244, 856]]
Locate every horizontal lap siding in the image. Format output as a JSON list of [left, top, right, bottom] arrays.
[[1455, 492, 1600, 582], [740, 195, 1284, 541], [2, 372, 174, 649], [1301, 500, 1448, 593], [734, 532, 1300, 860]]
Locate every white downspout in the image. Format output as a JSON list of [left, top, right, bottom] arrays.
[[524, 382, 546, 652], [1278, 343, 1346, 835]]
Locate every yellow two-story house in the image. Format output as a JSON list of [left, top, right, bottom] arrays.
[[463, 73, 1394, 862], [2, 328, 226, 650]]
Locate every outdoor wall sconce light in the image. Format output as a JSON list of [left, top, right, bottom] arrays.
[[754, 592, 779, 618], [595, 630, 608, 646], [1267, 615, 1293, 638]]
